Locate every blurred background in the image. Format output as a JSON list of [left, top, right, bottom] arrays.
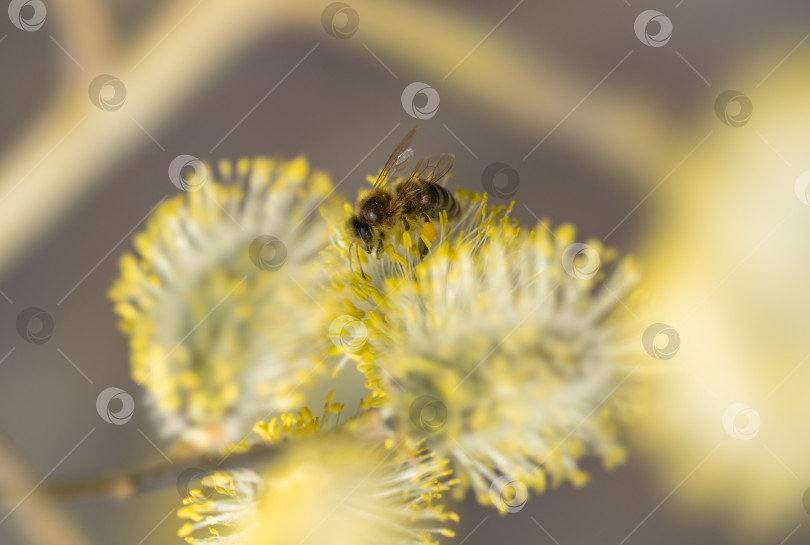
[[1, 0, 809, 544]]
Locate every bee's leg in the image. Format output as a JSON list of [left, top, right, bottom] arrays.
[[376, 238, 384, 259], [418, 238, 429, 257], [401, 216, 410, 231], [350, 243, 368, 280], [422, 213, 431, 223]]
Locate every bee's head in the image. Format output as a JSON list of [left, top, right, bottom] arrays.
[[347, 216, 375, 253]]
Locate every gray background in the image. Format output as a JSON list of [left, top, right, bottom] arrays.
[[0, 1, 807, 544]]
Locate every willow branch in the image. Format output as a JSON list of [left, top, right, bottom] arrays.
[[44, 444, 278, 503]]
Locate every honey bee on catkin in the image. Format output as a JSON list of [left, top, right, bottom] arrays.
[[346, 127, 460, 276]]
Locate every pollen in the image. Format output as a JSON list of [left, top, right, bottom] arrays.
[[421, 221, 438, 242], [108, 156, 351, 453], [177, 432, 458, 545], [368, 225, 643, 511]]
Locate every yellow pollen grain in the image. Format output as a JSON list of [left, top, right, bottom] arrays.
[[421, 221, 437, 242]]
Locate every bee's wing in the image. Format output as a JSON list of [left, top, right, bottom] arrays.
[[386, 154, 456, 218], [373, 126, 419, 188], [386, 182, 425, 218], [385, 148, 415, 186], [408, 153, 455, 185]]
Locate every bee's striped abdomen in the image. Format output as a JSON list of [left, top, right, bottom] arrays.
[[425, 184, 460, 219]]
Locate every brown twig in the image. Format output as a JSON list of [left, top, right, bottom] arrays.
[[44, 444, 278, 503]]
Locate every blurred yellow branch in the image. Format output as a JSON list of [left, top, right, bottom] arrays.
[[51, 0, 119, 79], [0, 0, 669, 279]]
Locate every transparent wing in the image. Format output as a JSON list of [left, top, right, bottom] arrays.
[[407, 153, 455, 184], [384, 148, 414, 186], [373, 126, 419, 188], [386, 154, 456, 219]]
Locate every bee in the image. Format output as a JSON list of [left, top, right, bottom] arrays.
[[346, 127, 460, 276]]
